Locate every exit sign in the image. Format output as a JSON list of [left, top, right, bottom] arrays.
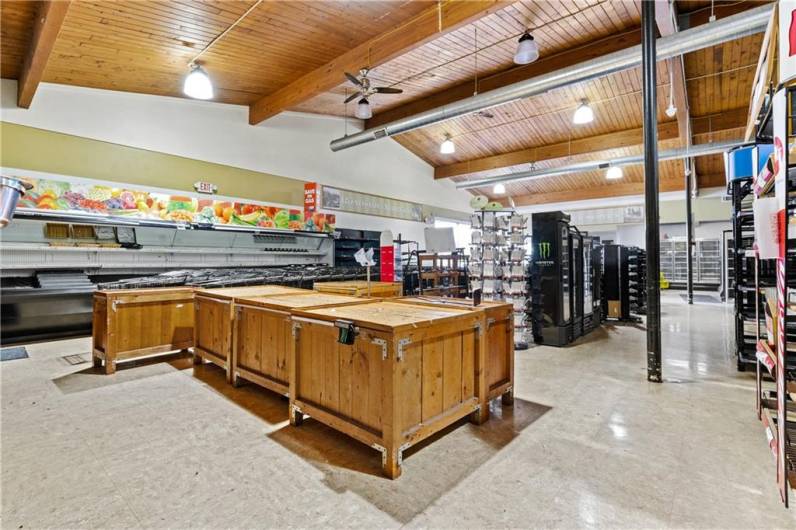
[[194, 181, 217, 194]]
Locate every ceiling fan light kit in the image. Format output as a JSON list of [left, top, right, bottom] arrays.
[[355, 98, 373, 119], [513, 32, 539, 65]]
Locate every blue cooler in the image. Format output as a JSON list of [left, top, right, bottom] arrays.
[[725, 143, 773, 183]]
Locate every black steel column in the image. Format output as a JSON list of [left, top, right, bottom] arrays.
[[685, 159, 694, 304], [643, 0, 662, 383]]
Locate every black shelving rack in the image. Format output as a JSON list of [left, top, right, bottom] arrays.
[[753, 84, 796, 506], [628, 246, 647, 316], [730, 176, 761, 371]]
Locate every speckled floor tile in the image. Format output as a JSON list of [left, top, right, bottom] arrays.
[[2, 292, 795, 528]]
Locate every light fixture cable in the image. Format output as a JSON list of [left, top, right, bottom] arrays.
[[188, 0, 263, 66]]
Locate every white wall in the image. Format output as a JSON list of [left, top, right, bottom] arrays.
[[0, 80, 472, 215], [584, 220, 731, 248]]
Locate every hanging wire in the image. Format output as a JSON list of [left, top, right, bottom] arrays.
[[189, 0, 263, 65], [385, 0, 613, 89]]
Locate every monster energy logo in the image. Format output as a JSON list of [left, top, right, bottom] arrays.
[[538, 241, 551, 259]]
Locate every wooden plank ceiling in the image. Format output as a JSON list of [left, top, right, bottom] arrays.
[[0, 0, 768, 206]]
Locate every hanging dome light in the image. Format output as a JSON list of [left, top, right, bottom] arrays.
[[572, 98, 594, 125], [606, 166, 623, 180], [513, 31, 539, 65], [493, 183, 506, 194], [183, 64, 214, 100], [440, 134, 455, 154], [355, 98, 372, 119]]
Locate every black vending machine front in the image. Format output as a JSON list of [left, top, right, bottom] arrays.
[[602, 244, 631, 320], [569, 227, 583, 340], [591, 242, 603, 325], [582, 235, 594, 333], [530, 211, 572, 346]]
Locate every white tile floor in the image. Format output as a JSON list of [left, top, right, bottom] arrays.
[[2, 292, 795, 528]]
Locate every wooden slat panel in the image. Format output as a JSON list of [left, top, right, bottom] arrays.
[[421, 334, 444, 422]]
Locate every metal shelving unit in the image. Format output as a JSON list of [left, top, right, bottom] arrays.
[[753, 84, 796, 507]]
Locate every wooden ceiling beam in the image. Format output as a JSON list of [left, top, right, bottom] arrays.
[[248, 0, 509, 125], [17, 0, 71, 108], [655, 0, 690, 145], [508, 173, 726, 207], [435, 107, 748, 179], [366, 27, 642, 129], [436, 121, 680, 179]]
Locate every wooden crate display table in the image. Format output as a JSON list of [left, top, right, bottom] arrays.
[[92, 287, 195, 374], [395, 297, 514, 405], [193, 285, 307, 381], [313, 280, 402, 298], [232, 292, 374, 395], [289, 301, 488, 478]]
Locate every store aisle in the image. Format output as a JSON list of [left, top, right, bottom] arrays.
[[1, 292, 794, 528]]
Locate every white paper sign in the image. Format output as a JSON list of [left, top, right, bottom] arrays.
[[779, 1, 796, 83], [754, 196, 780, 259]]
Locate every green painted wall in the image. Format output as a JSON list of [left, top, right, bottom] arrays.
[[0, 121, 306, 206]]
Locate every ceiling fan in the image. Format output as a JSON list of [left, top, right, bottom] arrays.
[[344, 68, 403, 102], [343, 68, 403, 119]]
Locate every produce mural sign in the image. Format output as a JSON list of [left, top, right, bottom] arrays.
[[15, 176, 335, 232]]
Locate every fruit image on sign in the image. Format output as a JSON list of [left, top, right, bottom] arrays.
[[14, 176, 336, 233]]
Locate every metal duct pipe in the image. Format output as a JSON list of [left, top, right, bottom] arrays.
[[456, 140, 745, 190], [329, 4, 771, 152]]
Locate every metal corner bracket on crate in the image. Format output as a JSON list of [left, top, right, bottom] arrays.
[[291, 321, 301, 337], [396, 338, 411, 361], [372, 337, 388, 359]]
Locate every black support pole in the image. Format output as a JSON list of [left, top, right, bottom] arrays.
[[643, 0, 662, 383], [685, 159, 694, 304]]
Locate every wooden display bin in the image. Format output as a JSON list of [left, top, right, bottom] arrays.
[[289, 301, 488, 479], [92, 287, 195, 374], [313, 280, 402, 298], [193, 285, 307, 381], [231, 292, 374, 395], [395, 296, 514, 404]]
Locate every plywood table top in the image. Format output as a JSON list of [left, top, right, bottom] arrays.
[[196, 285, 307, 300], [293, 301, 474, 333], [236, 292, 373, 311]]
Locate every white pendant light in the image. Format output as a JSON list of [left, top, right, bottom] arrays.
[[572, 98, 594, 124], [183, 64, 213, 100], [355, 98, 372, 119], [513, 32, 539, 65], [440, 134, 455, 154], [665, 62, 677, 118], [606, 166, 623, 180], [493, 183, 506, 194]]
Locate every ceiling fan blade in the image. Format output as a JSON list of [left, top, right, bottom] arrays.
[[345, 72, 364, 87], [375, 87, 403, 94], [344, 91, 362, 104]]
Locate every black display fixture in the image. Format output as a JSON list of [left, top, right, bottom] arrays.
[[530, 211, 572, 346], [569, 227, 584, 340]]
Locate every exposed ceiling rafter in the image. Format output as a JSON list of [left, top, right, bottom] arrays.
[[248, 0, 510, 125], [435, 106, 747, 180], [17, 0, 71, 108]]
